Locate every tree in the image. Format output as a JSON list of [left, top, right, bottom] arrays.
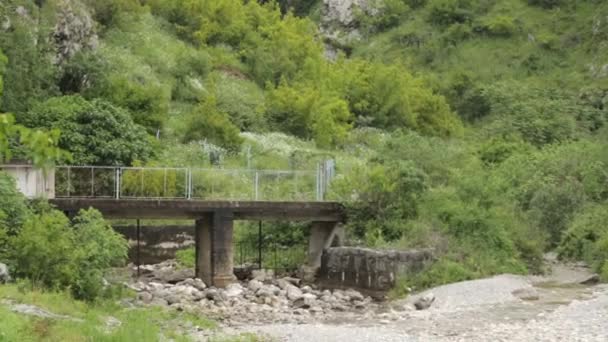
[[182, 96, 244, 151], [20, 96, 153, 165]]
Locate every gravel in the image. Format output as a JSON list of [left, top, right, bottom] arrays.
[[232, 281, 608, 342]]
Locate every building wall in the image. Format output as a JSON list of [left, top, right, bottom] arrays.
[[1, 165, 55, 199]]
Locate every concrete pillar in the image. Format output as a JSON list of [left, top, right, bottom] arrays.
[[301, 221, 343, 282], [195, 211, 236, 288]]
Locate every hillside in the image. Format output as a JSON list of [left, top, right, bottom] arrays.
[[1, 0, 608, 299]]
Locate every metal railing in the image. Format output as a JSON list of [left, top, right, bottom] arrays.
[[54, 165, 331, 201]]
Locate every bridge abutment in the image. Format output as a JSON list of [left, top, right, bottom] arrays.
[[195, 211, 237, 288], [301, 222, 344, 282]]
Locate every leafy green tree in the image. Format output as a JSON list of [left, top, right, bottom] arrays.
[[266, 81, 352, 147], [71, 209, 128, 300], [0, 7, 58, 114], [92, 74, 169, 134], [20, 96, 153, 165], [10, 210, 76, 290], [182, 96, 244, 151], [427, 0, 473, 26], [9, 207, 128, 300], [336, 59, 462, 136]]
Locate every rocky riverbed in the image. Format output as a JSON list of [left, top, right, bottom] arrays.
[[126, 258, 608, 341]]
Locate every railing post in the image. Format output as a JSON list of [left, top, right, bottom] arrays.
[[67, 167, 71, 198], [254, 171, 259, 201], [187, 169, 192, 200], [163, 168, 167, 198], [115, 168, 121, 200]]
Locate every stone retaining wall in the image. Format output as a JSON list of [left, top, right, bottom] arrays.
[[318, 247, 433, 297]]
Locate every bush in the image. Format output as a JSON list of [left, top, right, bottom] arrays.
[[558, 204, 608, 274], [10, 210, 77, 290], [427, 0, 473, 26], [9, 208, 128, 301], [95, 74, 169, 134], [182, 96, 244, 151], [20, 96, 153, 165], [479, 15, 517, 37], [527, 0, 563, 9], [70, 209, 128, 300]]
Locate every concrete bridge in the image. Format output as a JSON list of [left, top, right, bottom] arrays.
[[52, 198, 345, 287], [1, 164, 345, 287]]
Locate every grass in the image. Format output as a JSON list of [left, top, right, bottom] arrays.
[[0, 283, 219, 342]]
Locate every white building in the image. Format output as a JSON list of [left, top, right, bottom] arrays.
[[0, 163, 55, 199]]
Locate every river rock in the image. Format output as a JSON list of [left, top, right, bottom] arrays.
[[137, 291, 153, 303], [513, 288, 540, 301], [414, 293, 435, 310], [248, 279, 263, 293], [286, 285, 304, 301], [225, 283, 244, 298], [580, 274, 600, 285]]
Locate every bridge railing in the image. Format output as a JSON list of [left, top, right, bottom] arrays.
[[55, 166, 327, 201]]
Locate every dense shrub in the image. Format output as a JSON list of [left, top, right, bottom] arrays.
[[0, 11, 58, 114], [527, 0, 563, 9], [93, 74, 169, 134], [427, 0, 473, 26], [8, 208, 128, 301], [338, 161, 429, 243], [10, 210, 77, 290], [478, 15, 517, 37], [182, 97, 244, 151], [337, 60, 463, 136], [482, 82, 603, 146], [266, 82, 352, 148], [71, 209, 128, 300], [558, 204, 608, 275], [20, 96, 153, 165], [356, 0, 410, 33]]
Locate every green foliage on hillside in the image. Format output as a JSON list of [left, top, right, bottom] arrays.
[[1, 0, 608, 294], [20, 96, 153, 165]]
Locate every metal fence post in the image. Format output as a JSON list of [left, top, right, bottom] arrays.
[[115, 168, 121, 200], [91, 167, 95, 197], [187, 169, 192, 200], [67, 167, 71, 198], [254, 171, 259, 201]]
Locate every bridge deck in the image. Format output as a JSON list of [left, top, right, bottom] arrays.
[[50, 199, 345, 222]]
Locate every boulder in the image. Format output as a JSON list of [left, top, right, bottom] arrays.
[[225, 283, 244, 298], [286, 285, 304, 301], [137, 291, 153, 303], [414, 293, 435, 310], [252, 269, 274, 282], [248, 279, 263, 293], [512, 288, 540, 301], [0, 263, 10, 284], [580, 274, 600, 285], [204, 288, 227, 303]]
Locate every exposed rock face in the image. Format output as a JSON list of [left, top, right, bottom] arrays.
[[322, 0, 372, 27], [0, 263, 10, 284], [53, 0, 98, 65]]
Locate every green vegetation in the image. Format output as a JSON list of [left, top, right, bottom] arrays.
[[0, 283, 218, 341], [0, 0, 607, 310]]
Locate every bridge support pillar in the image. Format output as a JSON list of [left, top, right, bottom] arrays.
[[300, 221, 343, 282], [195, 211, 236, 288]]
